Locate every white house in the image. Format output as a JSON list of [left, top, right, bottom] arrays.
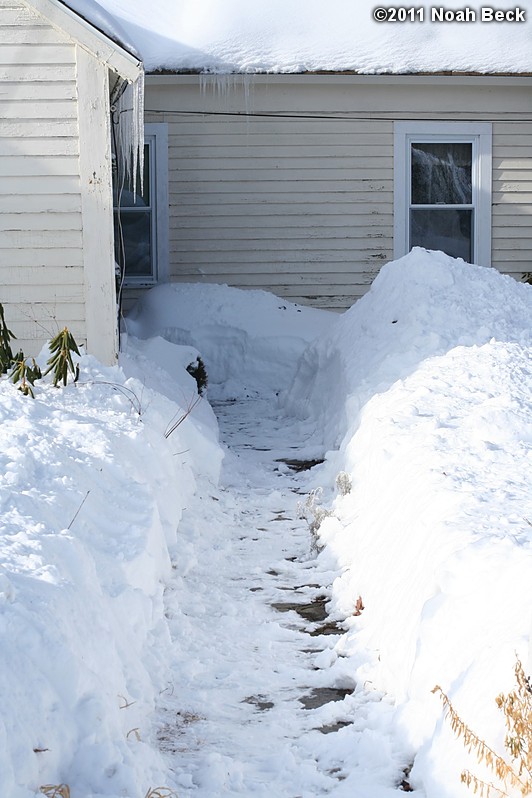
[[0, 0, 143, 362], [3, 1, 531, 363], [95, 0, 532, 312]]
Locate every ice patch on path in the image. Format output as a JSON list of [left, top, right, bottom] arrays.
[[125, 282, 335, 400]]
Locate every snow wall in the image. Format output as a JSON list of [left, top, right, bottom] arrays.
[[283, 249, 532, 797], [0, 338, 222, 798]]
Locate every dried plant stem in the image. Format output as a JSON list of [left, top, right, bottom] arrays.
[[40, 786, 70, 798], [118, 693, 136, 709], [433, 658, 532, 798], [67, 490, 90, 531], [164, 395, 202, 439]]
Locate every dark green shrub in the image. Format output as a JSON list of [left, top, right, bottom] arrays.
[[186, 356, 208, 395], [9, 353, 42, 398], [0, 302, 15, 374], [43, 328, 80, 387]]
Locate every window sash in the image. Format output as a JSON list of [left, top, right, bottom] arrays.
[[410, 141, 473, 206], [408, 136, 477, 261], [114, 137, 157, 284], [410, 207, 473, 263], [394, 122, 492, 267], [112, 123, 169, 287]]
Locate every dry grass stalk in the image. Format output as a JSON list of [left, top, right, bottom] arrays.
[[118, 693, 136, 709], [496, 659, 532, 785], [164, 395, 202, 439], [38, 783, 178, 797], [40, 786, 70, 798], [433, 658, 532, 797]]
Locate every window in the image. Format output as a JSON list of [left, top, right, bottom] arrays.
[[394, 122, 492, 266], [113, 123, 168, 286]]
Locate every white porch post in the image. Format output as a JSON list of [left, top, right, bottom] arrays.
[[77, 46, 118, 365]]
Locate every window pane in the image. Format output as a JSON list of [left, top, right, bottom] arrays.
[[410, 208, 472, 262], [411, 142, 472, 205], [114, 210, 153, 279], [113, 144, 150, 207]]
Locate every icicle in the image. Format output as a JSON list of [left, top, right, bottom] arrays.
[[198, 73, 254, 115], [115, 70, 145, 200]]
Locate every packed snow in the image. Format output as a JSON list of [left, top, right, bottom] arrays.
[[59, 0, 142, 61], [90, 0, 532, 74], [125, 282, 334, 400], [0, 249, 531, 797], [0, 339, 222, 797]]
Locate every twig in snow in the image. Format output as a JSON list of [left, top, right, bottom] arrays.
[[164, 395, 202, 439], [67, 490, 90, 530], [77, 380, 142, 415]]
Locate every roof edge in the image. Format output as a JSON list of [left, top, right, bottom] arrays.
[[146, 71, 532, 87], [25, 0, 142, 82], [147, 68, 532, 78]]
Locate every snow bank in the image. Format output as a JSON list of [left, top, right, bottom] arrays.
[[284, 248, 532, 455], [0, 338, 221, 798], [286, 250, 532, 796], [125, 282, 334, 400], [95, 0, 532, 75]]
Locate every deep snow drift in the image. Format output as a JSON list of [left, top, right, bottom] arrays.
[[282, 249, 532, 796], [0, 339, 222, 797], [125, 282, 334, 399], [284, 247, 532, 456], [127, 251, 532, 795], [0, 249, 531, 797]]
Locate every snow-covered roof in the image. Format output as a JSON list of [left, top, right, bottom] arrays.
[[58, 0, 142, 62], [91, 0, 532, 75]]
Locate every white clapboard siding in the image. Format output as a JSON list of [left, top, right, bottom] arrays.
[[0, 82, 77, 101], [0, 194, 81, 212], [4, 314, 87, 358], [492, 122, 532, 279], [0, 137, 79, 156], [0, 0, 86, 355], [3, 248, 83, 267], [0, 100, 78, 118], [0, 156, 79, 176], [146, 101, 394, 310], [0, 212, 81, 231], [3, 283, 84, 303], [0, 43, 75, 64], [142, 76, 532, 310], [1, 265, 84, 284]]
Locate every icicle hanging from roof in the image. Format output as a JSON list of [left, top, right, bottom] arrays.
[[115, 70, 145, 199]]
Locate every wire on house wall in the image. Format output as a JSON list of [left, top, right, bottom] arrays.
[[111, 108, 127, 351], [144, 108, 532, 122]]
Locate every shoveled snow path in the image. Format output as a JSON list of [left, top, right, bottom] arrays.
[[155, 398, 406, 797]]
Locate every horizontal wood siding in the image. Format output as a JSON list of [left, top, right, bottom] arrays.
[[154, 112, 393, 310], [144, 76, 532, 311], [0, 0, 85, 353], [492, 123, 532, 279]]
